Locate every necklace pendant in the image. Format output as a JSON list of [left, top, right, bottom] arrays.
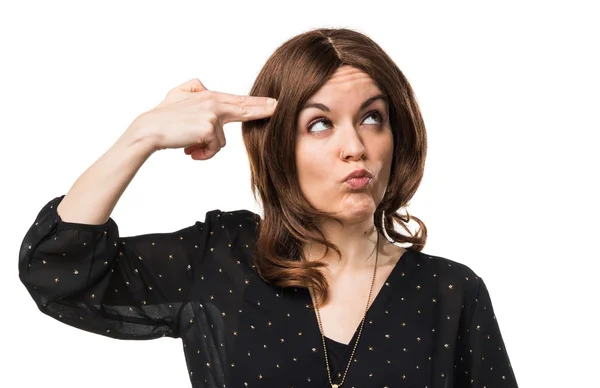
[[332, 385, 339, 388]]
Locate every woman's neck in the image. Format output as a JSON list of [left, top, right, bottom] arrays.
[[304, 218, 380, 272]]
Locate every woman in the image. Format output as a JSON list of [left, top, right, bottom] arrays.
[[18, 28, 518, 387]]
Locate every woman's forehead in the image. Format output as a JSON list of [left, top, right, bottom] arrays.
[[323, 66, 377, 87], [307, 67, 382, 104]]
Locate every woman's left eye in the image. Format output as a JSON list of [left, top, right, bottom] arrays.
[[363, 110, 383, 125]]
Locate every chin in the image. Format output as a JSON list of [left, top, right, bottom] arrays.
[[307, 190, 381, 223], [337, 200, 377, 223]]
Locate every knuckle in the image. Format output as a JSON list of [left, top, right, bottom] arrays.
[[203, 99, 217, 112], [239, 103, 250, 116], [196, 90, 212, 103], [205, 111, 218, 124]]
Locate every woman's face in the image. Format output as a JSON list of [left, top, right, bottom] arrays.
[[295, 66, 394, 223]]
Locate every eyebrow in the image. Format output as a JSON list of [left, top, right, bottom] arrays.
[[302, 93, 388, 112]]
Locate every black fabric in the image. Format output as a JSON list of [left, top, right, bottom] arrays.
[[19, 196, 519, 387], [325, 336, 349, 379]]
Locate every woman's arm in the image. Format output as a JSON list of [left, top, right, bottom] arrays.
[[55, 76, 276, 225], [19, 195, 210, 339], [56, 120, 154, 225], [18, 78, 275, 339]]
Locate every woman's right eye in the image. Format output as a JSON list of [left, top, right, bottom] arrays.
[[307, 118, 332, 133]]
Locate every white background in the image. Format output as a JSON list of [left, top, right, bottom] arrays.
[[1, 1, 598, 387]]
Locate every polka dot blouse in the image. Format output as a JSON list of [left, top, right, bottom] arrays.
[[19, 196, 518, 387]]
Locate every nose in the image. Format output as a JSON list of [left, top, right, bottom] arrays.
[[339, 125, 366, 161]]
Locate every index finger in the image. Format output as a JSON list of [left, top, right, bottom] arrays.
[[217, 100, 278, 124], [214, 92, 277, 106]]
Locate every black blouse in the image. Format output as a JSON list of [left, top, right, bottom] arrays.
[[19, 196, 518, 387]]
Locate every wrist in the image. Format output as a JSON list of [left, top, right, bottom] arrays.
[[123, 114, 161, 155]]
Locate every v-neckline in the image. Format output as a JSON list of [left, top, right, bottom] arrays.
[[310, 248, 413, 346], [311, 247, 414, 381]]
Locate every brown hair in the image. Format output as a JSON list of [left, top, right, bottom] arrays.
[[241, 28, 427, 304]]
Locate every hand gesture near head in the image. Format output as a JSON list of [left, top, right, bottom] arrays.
[[137, 78, 277, 160]]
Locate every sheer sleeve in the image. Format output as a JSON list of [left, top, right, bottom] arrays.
[[18, 196, 209, 340], [454, 277, 519, 387]]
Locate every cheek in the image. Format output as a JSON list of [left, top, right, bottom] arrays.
[[296, 145, 331, 191], [385, 143, 394, 165], [297, 150, 326, 182], [376, 132, 394, 178], [382, 129, 394, 159]]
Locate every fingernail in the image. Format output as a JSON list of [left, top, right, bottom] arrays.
[[267, 98, 277, 106]]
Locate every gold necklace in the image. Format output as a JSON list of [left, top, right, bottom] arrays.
[[310, 233, 379, 388]]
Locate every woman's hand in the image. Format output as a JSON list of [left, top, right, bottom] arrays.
[[133, 78, 277, 160]]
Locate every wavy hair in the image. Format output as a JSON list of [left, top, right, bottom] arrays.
[[241, 28, 427, 304]]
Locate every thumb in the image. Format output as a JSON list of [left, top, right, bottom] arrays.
[[178, 78, 207, 93], [155, 78, 208, 109]]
